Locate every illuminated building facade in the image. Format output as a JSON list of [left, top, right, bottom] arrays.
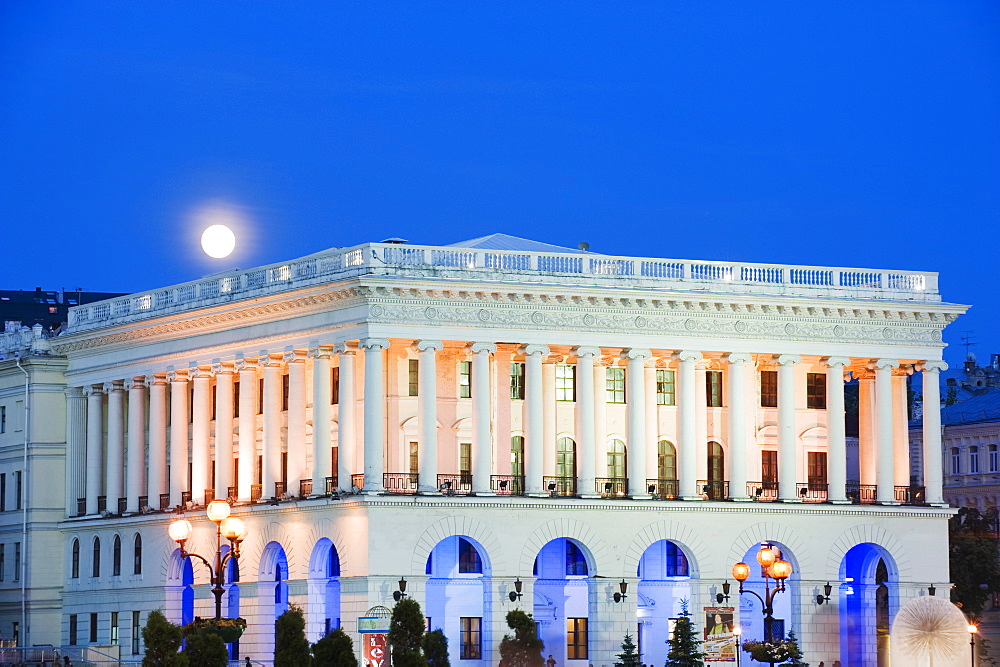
[[1, 235, 967, 665]]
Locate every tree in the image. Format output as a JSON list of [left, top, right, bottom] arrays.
[[423, 629, 450, 667], [182, 628, 228, 667], [498, 610, 544, 667], [141, 610, 188, 667], [665, 601, 705, 667], [615, 634, 641, 667], [783, 632, 807, 666], [389, 598, 428, 667], [950, 507, 1000, 617], [312, 627, 358, 667], [275, 605, 312, 667]]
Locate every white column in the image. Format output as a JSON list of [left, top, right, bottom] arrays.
[[361, 338, 389, 494], [726, 353, 753, 501], [168, 370, 189, 507], [694, 364, 708, 485], [823, 357, 851, 503], [893, 367, 911, 487], [236, 360, 257, 501], [470, 342, 496, 495], [416, 341, 443, 494], [286, 350, 307, 496], [575, 347, 600, 499], [214, 363, 235, 500], [873, 358, 900, 504], [542, 358, 556, 479], [776, 354, 801, 502], [311, 348, 333, 494], [644, 363, 658, 493], [624, 348, 651, 499], [261, 355, 283, 498], [125, 377, 146, 513], [146, 375, 168, 510], [676, 350, 702, 500], [921, 360, 948, 506], [858, 374, 876, 486], [523, 344, 549, 496], [85, 384, 104, 515], [105, 381, 125, 512], [191, 367, 212, 505], [335, 343, 358, 492], [65, 387, 86, 516]]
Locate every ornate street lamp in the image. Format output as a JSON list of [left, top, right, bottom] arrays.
[[169, 499, 248, 620], [733, 626, 742, 667], [613, 579, 628, 603], [968, 623, 978, 667], [731, 543, 793, 642], [508, 577, 523, 602]]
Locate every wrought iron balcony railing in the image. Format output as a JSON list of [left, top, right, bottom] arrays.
[[490, 475, 525, 496]]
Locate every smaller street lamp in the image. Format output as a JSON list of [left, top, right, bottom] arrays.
[[733, 626, 742, 667], [169, 499, 248, 620], [613, 579, 628, 603], [394, 577, 408, 601], [815, 582, 833, 605], [508, 578, 523, 602], [968, 624, 978, 667]]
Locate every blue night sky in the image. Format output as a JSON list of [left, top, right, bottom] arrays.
[[2, 2, 998, 366]]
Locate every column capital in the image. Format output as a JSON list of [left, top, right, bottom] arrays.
[[144, 374, 168, 387], [414, 340, 444, 353], [724, 352, 753, 365], [65, 386, 84, 398], [333, 341, 357, 355], [520, 344, 550, 357], [258, 354, 283, 369], [124, 377, 146, 391], [916, 360, 948, 373], [212, 361, 235, 375], [83, 384, 104, 397], [360, 338, 390, 350], [103, 380, 124, 393], [572, 346, 601, 358], [192, 365, 214, 379], [621, 348, 651, 361], [468, 342, 497, 355], [309, 346, 334, 359], [283, 349, 307, 364], [166, 369, 188, 383], [234, 357, 257, 373], [869, 358, 900, 371], [776, 354, 801, 366], [672, 350, 703, 363], [822, 356, 851, 368]]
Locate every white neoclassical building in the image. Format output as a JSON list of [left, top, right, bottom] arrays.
[[0, 234, 967, 665]]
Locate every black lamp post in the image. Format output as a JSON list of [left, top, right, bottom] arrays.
[[613, 579, 628, 603], [815, 582, 832, 605], [169, 499, 248, 620], [394, 577, 408, 601], [731, 543, 792, 646], [509, 578, 523, 602], [969, 623, 978, 667]]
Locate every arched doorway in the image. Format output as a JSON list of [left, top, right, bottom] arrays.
[[636, 539, 693, 666], [224, 545, 240, 660], [425, 536, 491, 664], [165, 549, 195, 627], [259, 542, 290, 657], [840, 543, 897, 667], [307, 538, 342, 642], [533, 538, 593, 665]]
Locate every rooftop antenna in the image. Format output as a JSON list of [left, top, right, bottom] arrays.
[[961, 331, 976, 358]]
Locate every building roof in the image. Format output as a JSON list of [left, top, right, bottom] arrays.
[[447, 233, 591, 254], [941, 390, 1000, 426]]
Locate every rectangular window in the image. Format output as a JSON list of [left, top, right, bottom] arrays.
[[952, 448, 961, 475], [13, 542, 19, 581], [281, 452, 288, 485], [761, 370, 778, 408], [807, 452, 828, 486], [257, 378, 264, 415], [510, 363, 525, 400], [408, 359, 419, 397], [762, 450, 778, 484], [331, 367, 340, 405], [409, 441, 419, 476], [69, 615, 78, 646], [14, 471, 22, 510], [991, 446, 998, 473], [656, 370, 676, 405], [256, 455, 263, 486], [0, 406, 5, 433], [567, 617, 589, 659], [132, 611, 141, 654], [706, 371, 723, 407], [807, 373, 827, 409], [555, 365, 576, 402], [460, 617, 482, 659], [459, 361, 472, 398], [281, 374, 289, 411], [111, 611, 119, 645], [0, 544, 5, 581], [971, 447, 980, 474], [90, 612, 98, 643], [211, 386, 217, 421], [0, 473, 6, 512], [460, 443, 472, 477], [233, 381, 240, 418], [606, 367, 626, 403], [511, 436, 524, 477]]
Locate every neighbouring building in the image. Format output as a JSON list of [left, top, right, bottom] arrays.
[[0, 234, 967, 666]]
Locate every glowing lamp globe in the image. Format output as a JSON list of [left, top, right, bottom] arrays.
[[168, 519, 193, 543], [206, 499, 231, 523], [221, 516, 247, 541], [757, 545, 777, 568], [771, 559, 793, 580], [732, 562, 751, 582], [969, 624, 979, 634], [733, 627, 742, 637]]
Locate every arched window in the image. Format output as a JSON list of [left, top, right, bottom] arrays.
[[511, 436, 524, 477], [657, 440, 676, 480], [112, 535, 121, 576], [92, 537, 101, 578], [133, 534, 142, 575], [607, 440, 626, 478], [71, 539, 80, 579], [327, 546, 340, 578], [952, 448, 962, 475], [458, 538, 483, 574], [708, 441, 725, 481], [970, 446, 980, 474], [557, 438, 576, 478], [565, 541, 588, 576]]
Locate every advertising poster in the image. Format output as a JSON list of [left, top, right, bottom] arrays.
[[362, 632, 387, 667], [703, 606, 737, 662]]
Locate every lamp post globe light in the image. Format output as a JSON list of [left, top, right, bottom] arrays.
[[731, 543, 793, 643], [169, 499, 248, 620], [969, 624, 978, 667]]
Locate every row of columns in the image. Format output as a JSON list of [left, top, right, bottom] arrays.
[[64, 339, 949, 517]]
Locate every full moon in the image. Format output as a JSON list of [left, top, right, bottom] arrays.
[[201, 224, 236, 258]]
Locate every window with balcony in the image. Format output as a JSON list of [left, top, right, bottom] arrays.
[[557, 438, 576, 479], [511, 436, 524, 477], [409, 441, 419, 476], [761, 370, 778, 408], [808, 452, 828, 486], [657, 440, 676, 480], [460, 442, 472, 478], [762, 450, 778, 485], [607, 440, 626, 478], [656, 370, 676, 405]]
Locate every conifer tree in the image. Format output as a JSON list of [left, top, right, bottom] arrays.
[[423, 629, 450, 667], [182, 628, 228, 667], [616, 633, 641, 667], [498, 610, 544, 667], [783, 632, 807, 666], [274, 605, 312, 667], [664, 601, 705, 667], [312, 627, 358, 667], [389, 598, 428, 667], [141, 609, 187, 667]]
